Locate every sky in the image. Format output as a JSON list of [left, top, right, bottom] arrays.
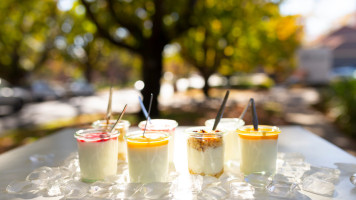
[[280, 0, 356, 42]]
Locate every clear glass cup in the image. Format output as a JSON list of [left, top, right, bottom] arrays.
[[185, 126, 225, 178], [205, 118, 245, 164], [92, 119, 131, 161], [74, 128, 119, 183], [126, 130, 170, 183], [138, 119, 178, 164], [237, 125, 281, 175]]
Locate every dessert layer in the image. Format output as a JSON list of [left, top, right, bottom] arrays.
[[189, 168, 224, 178], [238, 126, 280, 140], [187, 146, 224, 176], [127, 134, 169, 148], [77, 138, 118, 181], [188, 135, 223, 151], [127, 144, 169, 183], [239, 138, 278, 175]]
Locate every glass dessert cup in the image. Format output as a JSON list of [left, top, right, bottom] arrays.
[[92, 119, 131, 161], [126, 130, 170, 183], [185, 126, 225, 178], [74, 128, 119, 183], [237, 125, 281, 175], [138, 119, 178, 164], [205, 118, 245, 164]]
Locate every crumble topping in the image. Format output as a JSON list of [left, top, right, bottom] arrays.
[[187, 129, 223, 151], [189, 168, 224, 178]]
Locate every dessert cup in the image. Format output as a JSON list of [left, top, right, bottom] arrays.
[[185, 126, 225, 178], [205, 118, 245, 164], [92, 119, 130, 161], [126, 131, 170, 183], [138, 119, 178, 164], [237, 125, 281, 175], [74, 128, 119, 183]]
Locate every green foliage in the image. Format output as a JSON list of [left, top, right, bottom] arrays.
[[178, 0, 302, 82], [0, 0, 59, 85], [328, 79, 356, 137]]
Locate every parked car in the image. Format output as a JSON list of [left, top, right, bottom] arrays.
[[31, 80, 65, 101], [68, 79, 95, 96], [0, 78, 32, 116], [330, 66, 356, 79]]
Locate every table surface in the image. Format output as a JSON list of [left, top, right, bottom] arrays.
[[0, 126, 355, 200]]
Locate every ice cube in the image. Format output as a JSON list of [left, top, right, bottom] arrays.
[[266, 180, 298, 198], [198, 186, 228, 200], [202, 176, 219, 189], [111, 182, 143, 199], [25, 166, 59, 190], [142, 182, 172, 199], [303, 166, 340, 184], [302, 175, 335, 197], [350, 173, 356, 185], [61, 180, 89, 199], [190, 174, 204, 193], [46, 182, 62, 197], [229, 182, 255, 199], [6, 180, 36, 194], [89, 181, 113, 198], [244, 173, 272, 188]]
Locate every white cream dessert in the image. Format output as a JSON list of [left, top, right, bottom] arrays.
[[126, 131, 169, 183], [205, 118, 245, 164], [75, 129, 119, 182], [138, 119, 178, 164], [238, 125, 281, 175], [92, 120, 130, 161], [186, 128, 224, 178]]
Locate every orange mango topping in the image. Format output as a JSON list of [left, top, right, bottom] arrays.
[[238, 127, 280, 140], [127, 134, 169, 148]]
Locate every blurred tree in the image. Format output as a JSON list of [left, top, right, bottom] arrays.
[[178, 0, 302, 97], [80, 0, 198, 117], [0, 0, 60, 85]]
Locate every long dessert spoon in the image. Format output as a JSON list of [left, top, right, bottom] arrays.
[[212, 90, 230, 130], [110, 104, 128, 133], [143, 93, 153, 137]]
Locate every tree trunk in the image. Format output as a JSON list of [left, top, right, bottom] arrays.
[[141, 48, 163, 117], [202, 74, 210, 98], [84, 61, 93, 83]]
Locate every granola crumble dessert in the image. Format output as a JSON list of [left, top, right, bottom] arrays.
[[186, 129, 224, 178]]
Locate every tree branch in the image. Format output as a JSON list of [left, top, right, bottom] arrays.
[[168, 0, 198, 41], [107, 0, 143, 43], [81, 0, 140, 53]]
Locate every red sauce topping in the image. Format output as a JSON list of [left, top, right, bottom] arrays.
[[77, 132, 117, 143]]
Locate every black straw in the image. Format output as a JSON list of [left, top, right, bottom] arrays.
[[212, 90, 230, 130], [143, 93, 153, 137], [251, 98, 259, 130], [238, 98, 252, 121]]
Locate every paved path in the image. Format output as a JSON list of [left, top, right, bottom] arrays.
[[0, 89, 141, 136]]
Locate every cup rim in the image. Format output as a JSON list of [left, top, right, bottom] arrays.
[[74, 128, 119, 141], [237, 125, 281, 136], [205, 118, 245, 130], [125, 130, 169, 141], [184, 126, 226, 136], [92, 119, 131, 128], [138, 119, 178, 130]]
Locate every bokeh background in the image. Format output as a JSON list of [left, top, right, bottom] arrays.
[[0, 0, 356, 155]]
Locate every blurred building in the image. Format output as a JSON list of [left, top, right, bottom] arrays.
[[297, 12, 356, 83], [319, 26, 356, 68]]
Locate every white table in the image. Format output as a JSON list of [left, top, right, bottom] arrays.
[[0, 126, 355, 199]]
